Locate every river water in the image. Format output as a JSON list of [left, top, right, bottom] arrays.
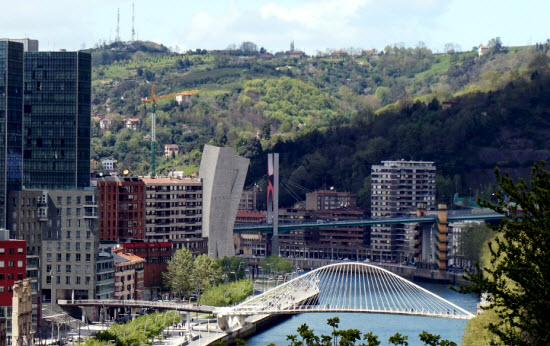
[[246, 282, 478, 346]]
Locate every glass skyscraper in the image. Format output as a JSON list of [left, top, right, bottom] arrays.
[[23, 51, 91, 189], [0, 40, 24, 228]]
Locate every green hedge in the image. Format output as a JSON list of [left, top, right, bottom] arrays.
[[200, 279, 253, 306]]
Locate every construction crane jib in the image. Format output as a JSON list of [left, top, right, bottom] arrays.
[[141, 85, 199, 176]]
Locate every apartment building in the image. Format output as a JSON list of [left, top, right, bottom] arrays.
[[97, 176, 146, 242], [371, 160, 436, 262], [142, 177, 205, 254], [112, 250, 145, 300]]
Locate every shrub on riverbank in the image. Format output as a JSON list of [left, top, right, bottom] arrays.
[[200, 279, 253, 306]]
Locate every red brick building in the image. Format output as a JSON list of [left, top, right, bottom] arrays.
[[97, 176, 146, 242], [0, 231, 26, 341], [121, 241, 172, 299]]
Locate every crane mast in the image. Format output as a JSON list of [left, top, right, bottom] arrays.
[[142, 85, 199, 176]]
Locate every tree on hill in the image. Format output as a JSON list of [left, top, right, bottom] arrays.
[[460, 162, 550, 345]]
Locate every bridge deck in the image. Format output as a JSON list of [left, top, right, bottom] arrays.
[[58, 299, 216, 313]]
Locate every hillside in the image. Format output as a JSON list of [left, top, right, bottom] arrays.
[[89, 40, 550, 207]]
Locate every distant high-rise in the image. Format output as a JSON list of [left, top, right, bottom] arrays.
[[371, 160, 436, 261], [0, 40, 24, 228], [23, 51, 92, 189]]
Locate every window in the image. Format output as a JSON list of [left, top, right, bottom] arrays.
[[47, 242, 52, 251], [17, 248, 23, 254], [85, 242, 91, 251], [46, 264, 52, 273], [76, 208, 81, 216], [0, 248, 4, 254], [66, 219, 71, 228], [66, 242, 71, 251], [66, 231, 71, 239], [46, 276, 51, 284], [76, 254, 81, 262], [57, 264, 61, 272], [66, 196, 72, 205], [57, 196, 62, 205], [47, 253, 52, 262], [56, 254, 61, 262], [0, 261, 3, 267], [86, 231, 91, 239], [8, 261, 14, 267], [66, 265, 71, 273], [17, 273, 23, 280], [66, 208, 71, 216], [56, 276, 61, 284], [66, 276, 71, 284], [65, 254, 71, 262], [77, 196, 81, 205], [76, 231, 81, 239], [76, 276, 81, 284], [85, 277, 91, 285], [85, 265, 91, 274], [0, 287, 3, 293], [76, 243, 81, 251], [17, 260, 23, 267], [56, 242, 61, 251], [86, 254, 91, 262], [76, 265, 81, 273]]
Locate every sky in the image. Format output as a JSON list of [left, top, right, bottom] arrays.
[[1, 0, 549, 54]]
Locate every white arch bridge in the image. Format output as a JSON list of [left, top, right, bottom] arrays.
[[216, 262, 475, 331]]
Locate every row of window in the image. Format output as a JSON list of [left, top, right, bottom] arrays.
[[46, 275, 91, 285], [0, 247, 24, 254], [0, 260, 24, 267], [46, 252, 92, 262], [0, 273, 24, 281]]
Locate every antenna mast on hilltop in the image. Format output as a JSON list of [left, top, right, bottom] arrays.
[[115, 8, 121, 42], [131, 3, 135, 41]]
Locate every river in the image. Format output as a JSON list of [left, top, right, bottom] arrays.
[[246, 282, 478, 346]]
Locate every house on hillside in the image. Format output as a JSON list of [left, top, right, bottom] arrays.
[[123, 118, 142, 130], [362, 49, 378, 56], [331, 50, 348, 58], [164, 144, 180, 158], [101, 158, 117, 172], [175, 94, 193, 105], [100, 117, 112, 130], [289, 50, 306, 57], [478, 45, 489, 56], [259, 52, 274, 59]]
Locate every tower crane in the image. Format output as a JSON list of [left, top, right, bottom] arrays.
[[142, 85, 199, 176]]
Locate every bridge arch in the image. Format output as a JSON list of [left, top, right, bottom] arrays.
[[217, 262, 475, 323]]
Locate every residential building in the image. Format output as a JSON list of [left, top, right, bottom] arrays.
[[7, 190, 45, 331], [112, 250, 145, 300], [23, 50, 92, 190], [95, 250, 114, 300], [0, 230, 26, 345], [305, 190, 357, 211], [36, 189, 100, 309], [371, 160, 436, 262], [164, 144, 179, 158], [0, 40, 24, 229], [120, 241, 171, 300], [97, 176, 145, 242], [199, 145, 249, 258], [123, 118, 141, 130], [478, 45, 489, 56], [99, 118, 111, 130], [11, 279, 33, 346], [175, 94, 193, 105], [362, 49, 378, 56], [100, 158, 117, 172], [233, 211, 268, 256], [239, 189, 258, 212], [142, 177, 205, 253]]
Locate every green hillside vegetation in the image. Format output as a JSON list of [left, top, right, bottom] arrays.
[[89, 39, 550, 207]]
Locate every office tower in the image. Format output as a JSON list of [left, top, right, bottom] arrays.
[[96, 176, 146, 242], [23, 51, 91, 189], [371, 160, 436, 262], [0, 40, 24, 229]]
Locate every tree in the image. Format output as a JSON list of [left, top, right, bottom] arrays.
[[260, 255, 292, 276], [388, 333, 408, 345], [460, 162, 550, 345], [163, 248, 194, 298], [240, 41, 258, 54], [192, 254, 222, 301], [487, 37, 502, 53]]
